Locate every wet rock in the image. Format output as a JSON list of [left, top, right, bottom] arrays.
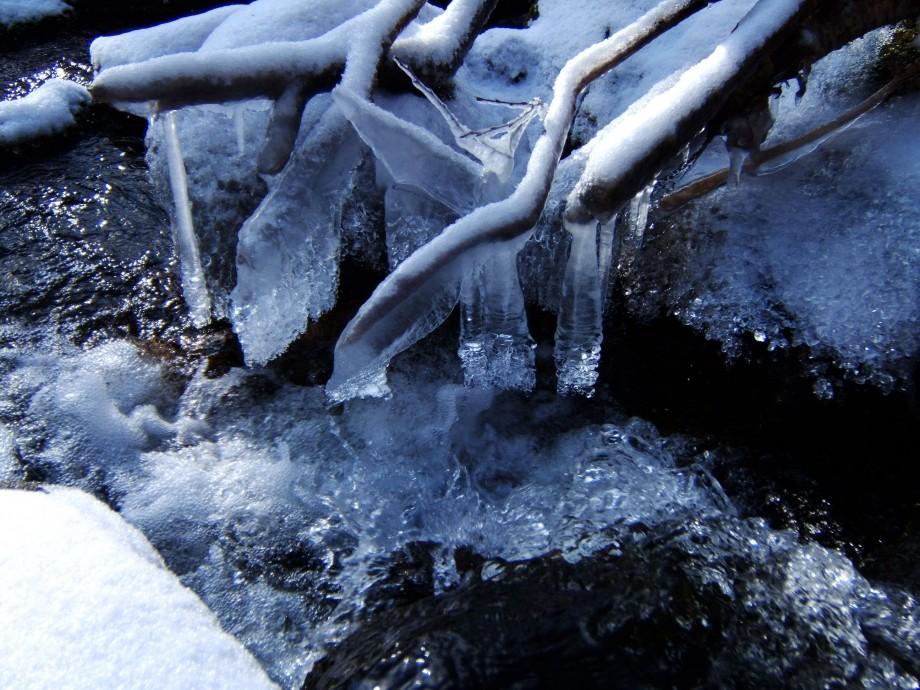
[[304, 515, 920, 689]]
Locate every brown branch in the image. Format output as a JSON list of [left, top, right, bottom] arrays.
[[658, 61, 920, 213]]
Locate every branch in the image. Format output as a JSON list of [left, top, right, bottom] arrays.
[[658, 62, 920, 212], [90, 0, 426, 106], [564, 0, 813, 224], [326, 0, 719, 401], [392, 0, 498, 83]]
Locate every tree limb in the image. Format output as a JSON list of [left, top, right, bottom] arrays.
[[90, 0, 427, 106], [658, 61, 920, 213], [565, 0, 814, 225], [392, 0, 498, 83]]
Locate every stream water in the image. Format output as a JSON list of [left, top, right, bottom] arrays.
[[2, 10, 919, 690]]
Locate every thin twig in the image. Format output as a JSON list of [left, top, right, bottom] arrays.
[[658, 61, 920, 212]]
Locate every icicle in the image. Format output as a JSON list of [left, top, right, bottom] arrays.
[[727, 145, 748, 186], [625, 180, 654, 243], [234, 105, 246, 157], [554, 214, 617, 397], [458, 245, 535, 392], [162, 110, 211, 327]]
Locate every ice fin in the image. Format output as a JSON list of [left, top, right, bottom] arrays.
[[326, 257, 465, 405], [332, 86, 482, 215], [394, 57, 543, 183], [458, 245, 535, 392], [231, 101, 361, 365], [555, 215, 617, 397], [162, 110, 212, 327]]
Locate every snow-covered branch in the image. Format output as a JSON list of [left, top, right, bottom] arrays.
[[565, 0, 810, 224], [392, 0, 497, 82], [91, 0, 426, 107], [326, 0, 717, 402]]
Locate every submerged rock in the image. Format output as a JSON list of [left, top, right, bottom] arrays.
[[304, 515, 920, 689]]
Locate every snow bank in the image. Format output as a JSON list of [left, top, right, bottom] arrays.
[[0, 486, 277, 690], [0, 79, 90, 147], [0, 0, 68, 27]]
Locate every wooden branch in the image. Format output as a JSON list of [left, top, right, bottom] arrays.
[[658, 61, 920, 212]]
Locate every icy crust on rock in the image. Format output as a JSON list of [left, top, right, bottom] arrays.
[[0, 486, 278, 690], [0, 79, 90, 146], [2, 339, 919, 687], [0, 0, 68, 27], [621, 32, 920, 391]]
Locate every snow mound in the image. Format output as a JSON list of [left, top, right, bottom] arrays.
[[0, 79, 89, 147], [0, 486, 277, 690]]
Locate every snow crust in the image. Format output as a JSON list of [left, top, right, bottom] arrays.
[[619, 28, 920, 391], [0, 79, 90, 146], [0, 0, 68, 27], [0, 486, 278, 690]]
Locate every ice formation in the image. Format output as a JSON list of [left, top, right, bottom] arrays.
[[0, 0, 69, 27], [618, 27, 920, 391], [553, 215, 616, 396], [332, 60, 542, 393], [0, 486, 277, 690], [91, 0, 432, 357], [0, 78, 90, 146], [162, 110, 212, 326], [328, 0, 731, 402]]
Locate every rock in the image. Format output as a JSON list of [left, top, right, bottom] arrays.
[[304, 515, 920, 689]]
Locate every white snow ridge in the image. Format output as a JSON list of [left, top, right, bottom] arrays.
[[0, 486, 279, 690]]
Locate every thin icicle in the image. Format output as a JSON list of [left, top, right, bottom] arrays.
[[163, 110, 212, 327], [458, 245, 535, 391], [554, 214, 618, 397]]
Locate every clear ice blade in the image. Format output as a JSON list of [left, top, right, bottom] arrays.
[[332, 86, 482, 215]]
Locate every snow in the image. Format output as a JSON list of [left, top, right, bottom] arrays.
[[90, 5, 243, 72], [0, 0, 68, 27], [0, 486, 277, 690], [567, 0, 806, 220], [0, 79, 89, 147]]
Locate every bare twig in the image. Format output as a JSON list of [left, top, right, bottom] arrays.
[[658, 62, 920, 212]]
